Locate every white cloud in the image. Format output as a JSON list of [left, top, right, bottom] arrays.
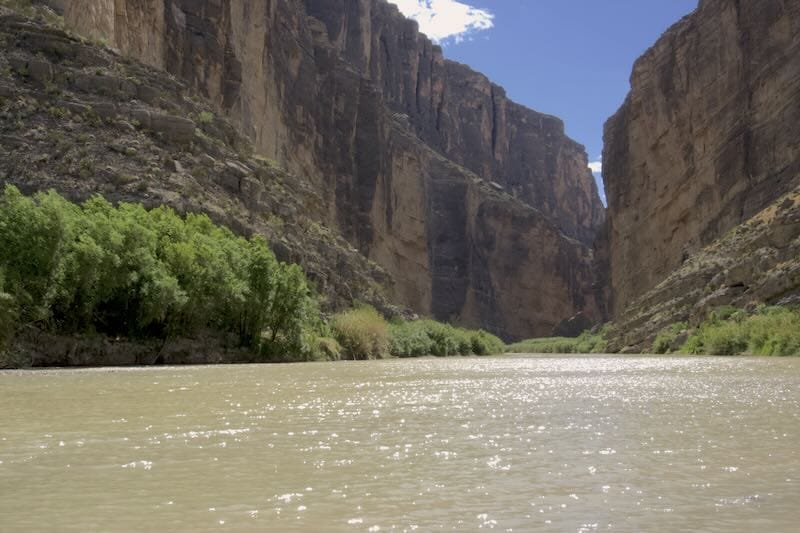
[[391, 0, 494, 44], [588, 160, 602, 173]]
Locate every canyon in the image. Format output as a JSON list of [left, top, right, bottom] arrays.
[[603, 0, 800, 349], [6, 0, 800, 349], [49, 0, 606, 341]]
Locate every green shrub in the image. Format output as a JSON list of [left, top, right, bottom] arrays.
[[313, 336, 342, 361], [702, 320, 749, 355], [507, 329, 607, 354], [652, 332, 672, 354], [332, 306, 390, 360], [710, 305, 741, 323], [388, 319, 504, 357], [255, 263, 318, 360], [575, 330, 607, 353], [681, 334, 705, 355], [470, 330, 505, 356], [507, 337, 577, 354], [652, 322, 688, 354], [678, 305, 800, 356], [0, 185, 319, 363], [389, 320, 434, 357], [424, 320, 461, 357], [0, 269, 17, 349], [745, 306, 800, 356], [197, 111, 214, 124], [0, 187, 70, 324]]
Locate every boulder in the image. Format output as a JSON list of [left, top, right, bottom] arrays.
[[149, 113, 195, 143]]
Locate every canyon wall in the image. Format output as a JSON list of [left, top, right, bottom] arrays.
[[604, 0, 800, 316], [57, 0, 605, 339]]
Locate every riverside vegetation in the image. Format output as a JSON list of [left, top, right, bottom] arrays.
[[0, 186, 504, 367], [330, 307, 504, 360], [3, 182, 793, 363], [506, 306, 800, 356], [505, 328, 608, 355], [654, 305, 800, 356]]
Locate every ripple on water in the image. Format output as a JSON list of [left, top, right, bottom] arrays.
[[0, 356, 799, 531]]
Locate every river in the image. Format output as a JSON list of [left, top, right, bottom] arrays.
[[1, 355, 798, 531]]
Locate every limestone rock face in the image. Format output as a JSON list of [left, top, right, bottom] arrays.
[[56, 0, 605, 339], [604, 0, 800, 316], [304, 1, 604, 244]]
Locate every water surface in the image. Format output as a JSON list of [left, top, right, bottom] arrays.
[[1, 356, 799, 531]]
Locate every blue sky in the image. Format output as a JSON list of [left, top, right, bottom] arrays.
[[392, 0, 698, 203]]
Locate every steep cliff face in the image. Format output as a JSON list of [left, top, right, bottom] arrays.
[[57, 0, 605, 339], [304, 0, 604, 244], [604, 0, 800, 316]]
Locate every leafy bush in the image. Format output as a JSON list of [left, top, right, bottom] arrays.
[[313, 336, 342, 361], [470, 330, 505, 356], [701, 320, 749, 355], [651, 333, 671, 355], [332, 306, 390, 360], [745, 306, 800, 356], [389, 320, 434, 357], [0, 269, 17, 348], [507, 337, 578, 354], [576, 330, 608, 353], [507, 329, 607, 354], [679, 306, 800, 356], [0, 186, 319, 361], [0, 186, 509, 365], [710, 305, 744, 323], [388, 319, 504, 357], [424, 320, 462, 357], [681, 334, 704, 355], [652, 321, 688, 354], [197, 111, 214, 124]]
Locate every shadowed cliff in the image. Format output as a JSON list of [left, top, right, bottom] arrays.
[[53, 0, 606, 340]]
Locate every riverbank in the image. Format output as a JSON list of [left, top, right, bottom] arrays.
[[2, 326, 504, 369], [0, 187, 505, 368], [2, 328, 256, 369], [507, 305, 800, 357]]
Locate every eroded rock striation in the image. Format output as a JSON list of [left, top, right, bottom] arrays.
[[604, 0, 800, 318], [608, 187, 800, 352], [54, 0, 606, 339]]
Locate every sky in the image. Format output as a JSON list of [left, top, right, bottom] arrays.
[[392, 0, 698, 203]]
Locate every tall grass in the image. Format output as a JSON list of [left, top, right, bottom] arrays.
[[331, 306, 390, 360], [506, 329, 608, 354], [330, 309, 506, 360]]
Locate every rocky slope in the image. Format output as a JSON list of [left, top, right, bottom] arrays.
[[49, 0, 605, 340], [0, 5, 398, 323], [608, 186, 800, 352], [604, 0, 800, 318]]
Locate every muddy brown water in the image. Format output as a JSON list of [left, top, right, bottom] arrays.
[[1, 355, 798, 531]]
